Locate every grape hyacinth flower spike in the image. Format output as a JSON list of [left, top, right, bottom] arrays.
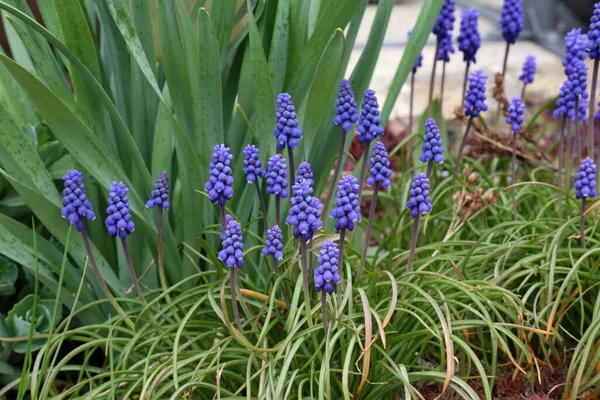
[[296, 162, 314, 187], [357, 89, 384, 199], [243, 144, 268, 230], [359, 142, 392, 277], [219, 215, 244, 330], [146, 172, 170, 294], [457, 8, 481, 105], [315, 241, 341, 335], [506, 97, 525, 219], [574, 158, 597, 247], [331, 175, 360, 285], [274, 93, 302, 189], [406, 174, 432, 273], [286, 180, 322, 330], [496, 0, 523, 121], [106, 181, 146, 305], [266, 154, 288, 227], [519, 55, 536, 99], [61, 171, 131, 326], [454, 70, 488, 184], [324, 79, 359, 220], [587, 4, 600, 154], [205, 144, 234, 232], [420, 119, 445, 178], [408, 30, 424, 138], [429, 0, 456, 115], [262, 225, 289, 308], [554, 79, 573, 217]]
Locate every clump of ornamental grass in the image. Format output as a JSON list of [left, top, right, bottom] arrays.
[[266, 154, 289, 227], [574, 157, 597, 247], [519, 55, 536, 99], [457, 8, 480, 105], [243, 144, 268, 230], [408, 30, 424, 136], [205, 144, 234, 231], [586, 3, 600, 152], [428, 0, 455, 116], [323, 79, 358, 220], [359, 141, 392, 277], [146, 172, 170, 295], [506, 97, 525, 219], [454, 69, 488, 184], [357, 89, 384, 199], [274, 93, 302, 190]]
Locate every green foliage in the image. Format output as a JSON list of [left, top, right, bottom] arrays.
[[4, 295, 60, 353]]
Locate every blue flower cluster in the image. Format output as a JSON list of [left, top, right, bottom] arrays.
[[274, 93, 303, 151], [574, 158, 597, 199], [357, 89, 384, 143], [420, 119, 444, 165], [266, 154, 288, 198], [146, 172, 170, 210], [218, 215, 244, 268], [331, 175, 361, 231], [587, 3, 600, 60], [61, 170, 95, 232], [332, 79, 359, 133], [286, 180, 323, 241], [499, 0, 523, 45], [519, 55, 536, 85], [367, 141, 392, 190], [564, 29, 588, 75], [406, 173, 432, 218], [262, 225, 284, 261], [314, 241, 341, 294], [243, 144, 266, 184], [464, 70, 488, 117], [296, 162, 314, 188], [457, 8, 480, 64], [506, 97, 525, 134], [408, 30, 423, 74], [555, 60, 589, 124], [105, 181, 135, 239], [433, 0, 455, 40], [205, 144, 234, 206]]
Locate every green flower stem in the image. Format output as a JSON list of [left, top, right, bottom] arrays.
[[321, 291, 328, 336], [440, 60, 447, 118], [426, 160, 433, 179], [287, 146, 296, 193], [300, 240, 313, 329], [581, 198, 587, 248], [157, 208, 169, 296], [337, 229, 347, 296], [255, 182, 269, 231], [589, 59, 599, 156], [273, 258, 290, 310], [495, 42, 511, 126], [358, 185, 379, 278], [358, 145, 370, 200], [511, 130, 517, 220], [520, 83, 526, 101], [276, 196, 281, 228], [461, 63, 470, 107], [322, 130, 347, 221], [121, 238, 147, 306], [219, 204, 226, 233], [230, 268, 243, 331], [453, 115, 474, 185], [407, 215, 420, 273], [558, 115, 567, 218]]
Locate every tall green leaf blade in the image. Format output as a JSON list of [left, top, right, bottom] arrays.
[[210, 0, 236, 62], [0, 49, 35, 125], [267, 0, 289, 94]]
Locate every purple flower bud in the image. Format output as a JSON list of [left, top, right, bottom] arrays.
[[433, 0, 456, 40], [105, 181, 135, 239], [331, 175, 361, 231], [499, 0, 523, 45], [574, 157, 597, 199], [367, 141, 392, 190], [274, 93, 302, 151], [519, 55, 536, 85], [242, 144, 266, 184], [587, 3, 600, 60], [437, 33, 455, 62], [61, 170, 95, 232], [266, 154, 288, 199], [314, 240, 341, 294], [295, 162, 314, 188], [406, 173, 432, 219], [286, 180, 322, 241], [218, 215, 244, 268], [506, 97, 525, 134], [262, 225, 284, 261], [332, 79, 359, 133], [464, 70, 488, 117], [420, 119, 444, 165], [408, 30, 423, 74], [146, 172, 170, 210], [457, 8, 480, 64], [205, 144, 234, 206], [357, 89, 384, 143]]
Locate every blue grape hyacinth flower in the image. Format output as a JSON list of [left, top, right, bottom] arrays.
[[332, 79, 359, 133], [519, 55, 536, 85], [433, 0, 455, 41], [262, 225, 284, 261], [437, 34, 455, 62], [420, 119, 444, 165], [564, 29, 588, 75], [331, 175, 361, 231], [296, 162, 314, 187], [575, 158, 597, 199], [587, 3, 600, 59], [406, 173, 432, 218], [506, 97, 525, 133], [146, 172, 170, 210], [61, 170, 95, 232], [367, 141, 392, 190], [357, 89, 384, 143], [464, 70, 488, 117], [314, 241, 341, 294], [457, 8, 481, 65], [499, 0, 523, 45], [274, 93, 302, 151], [242, 144, 266, 184], [205, 144, 234, 206], [105, 181, 135, 239], [266, 154, 289, 199], [218, 215, 244, 268], [286, 180, 323, 242]]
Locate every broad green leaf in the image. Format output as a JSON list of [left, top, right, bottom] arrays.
[[267, 0, 289, 94], [210, 0, 236, 62], [152, 88, 175, 179], [0, 260, 17, 295], [1, 10, 34, 73], [287, 0, 311, 73], [0, 48, 34, 124]]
